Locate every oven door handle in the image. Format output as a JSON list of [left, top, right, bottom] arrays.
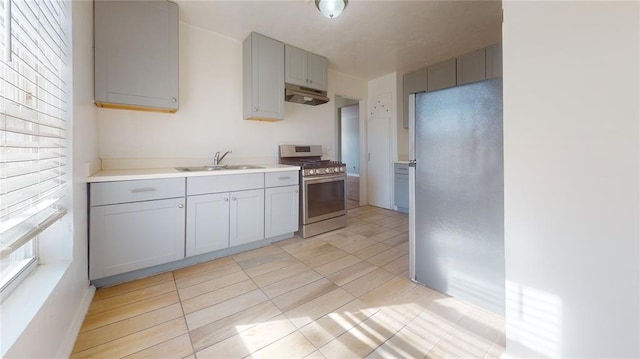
[[302, 174, 346, 184]]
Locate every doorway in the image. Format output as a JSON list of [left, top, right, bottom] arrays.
[[336, 96, 360, 210]]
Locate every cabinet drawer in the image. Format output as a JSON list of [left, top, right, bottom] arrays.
[[394, 163, 409, 174], [187, 173, 264, 195], [90, 178, 185, 206], [265, 171, 299, 187]]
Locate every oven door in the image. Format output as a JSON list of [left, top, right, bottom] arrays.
[[301, 174, 347, 224]]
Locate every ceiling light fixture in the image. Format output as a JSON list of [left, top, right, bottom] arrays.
[[315, 0, 348, 19]]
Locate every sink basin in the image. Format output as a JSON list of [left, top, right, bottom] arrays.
[[224, 165, 263, 170], [175, 165, 263, 172]]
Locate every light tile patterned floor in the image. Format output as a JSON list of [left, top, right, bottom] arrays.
[[71, 206, 505, 358]]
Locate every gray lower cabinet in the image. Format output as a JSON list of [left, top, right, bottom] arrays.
[[243, 32, 285, 121], [264, 171, 299, 238], [185, 187, 268, 254], [394, 163, 409, 213], [185, 173, 265, 255], [89, 178, 186, 280], [185, 193, 230, 257], [265, 185, 299, 238], [94, 0, 179, 112], [229, 189, 265, 247], [89, 171, 298, 281]]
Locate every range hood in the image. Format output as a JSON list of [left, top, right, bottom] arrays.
[[285, 83, 329, 106]]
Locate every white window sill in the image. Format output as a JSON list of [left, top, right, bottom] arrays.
[[1, 261, 70, 357]]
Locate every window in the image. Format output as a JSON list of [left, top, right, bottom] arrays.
[[0, 0, 69, 299]]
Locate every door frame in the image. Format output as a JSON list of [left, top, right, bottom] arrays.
[[335, 94, 365, 206]]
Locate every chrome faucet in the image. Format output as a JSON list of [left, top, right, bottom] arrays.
[[213, 150, 232, 165]]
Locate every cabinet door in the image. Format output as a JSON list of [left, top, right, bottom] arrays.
[[457, 48, 486, 86], [394, 173, 409, 210], [89, 198, 185, 280], [485, 43, 502, 79], [186, 193, 230, 257], [265, 185, 299, 238], [243, 32, 284, 120], [403, 67, 428, 129], [285, 44, 308, 87], [230, 189, 265, 247], [307, 52, 328, 91], [427, 58, 457, 92], [94, 0, 178, 112]]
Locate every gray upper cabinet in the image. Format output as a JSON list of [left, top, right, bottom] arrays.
[[457, 48, 486, 86], [485, 43, 503, 79], [94, 0, 179, 113], [402, 43, 501, 129], [285, 45, 307, 88], [243, 32, 285, 121], [307, 52, 328, 92], [427, 58, 456, 92], [285, 44, 328, 92], [402, 67, 427, 129]]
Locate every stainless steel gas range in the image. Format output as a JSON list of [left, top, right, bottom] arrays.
[[279, 145, 347, 238]]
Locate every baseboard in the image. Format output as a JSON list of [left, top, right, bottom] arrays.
[[56, 284, 96, 358]]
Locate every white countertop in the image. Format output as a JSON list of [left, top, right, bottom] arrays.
[[87, 164, 300, 183]]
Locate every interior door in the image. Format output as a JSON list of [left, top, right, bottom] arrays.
[[367, 115, 392, 209]]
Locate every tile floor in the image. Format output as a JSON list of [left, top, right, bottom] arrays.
[[71, 206, 505, 358]]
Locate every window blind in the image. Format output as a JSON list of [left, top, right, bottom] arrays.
[[0, 0, 69, 268]]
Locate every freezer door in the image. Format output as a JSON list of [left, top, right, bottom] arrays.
[[413, 79, 504, 315]]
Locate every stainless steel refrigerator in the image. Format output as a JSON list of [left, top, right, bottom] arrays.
[[409, 78, 504, 315]]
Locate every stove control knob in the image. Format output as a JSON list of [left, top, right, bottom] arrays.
[[334, 167, 340, 172], [308, 169, 315, 175], [325, 168, 330, 174], [340, 167, 345, 172]]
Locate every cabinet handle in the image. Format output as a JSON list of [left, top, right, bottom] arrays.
[[130, 188, 156, 193], [232, 197, 237, 201], [279, 176, 291, 180], [254, 107, 258, 112], [295, 189, 299, 193], [178, 203, 184, 208], [309, 80, 313, 84], [171, 98, 177, 103], [224, 198, 229, 202]]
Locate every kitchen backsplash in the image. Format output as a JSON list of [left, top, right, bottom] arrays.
[[100, 156, 279, 170], [96, 23, 362, 170]]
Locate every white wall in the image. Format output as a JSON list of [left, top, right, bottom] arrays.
[[341, 105, 360, 176], [3, 1, 99, 357], [503, 2, 639, 357], [97, 23, 368, 169]]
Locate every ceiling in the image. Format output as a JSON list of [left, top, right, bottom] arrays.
[[174, 0, 503, 81]]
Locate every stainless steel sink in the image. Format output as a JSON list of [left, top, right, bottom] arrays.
[[224, 165, 263, 170], [175, 165, 262, 172]]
